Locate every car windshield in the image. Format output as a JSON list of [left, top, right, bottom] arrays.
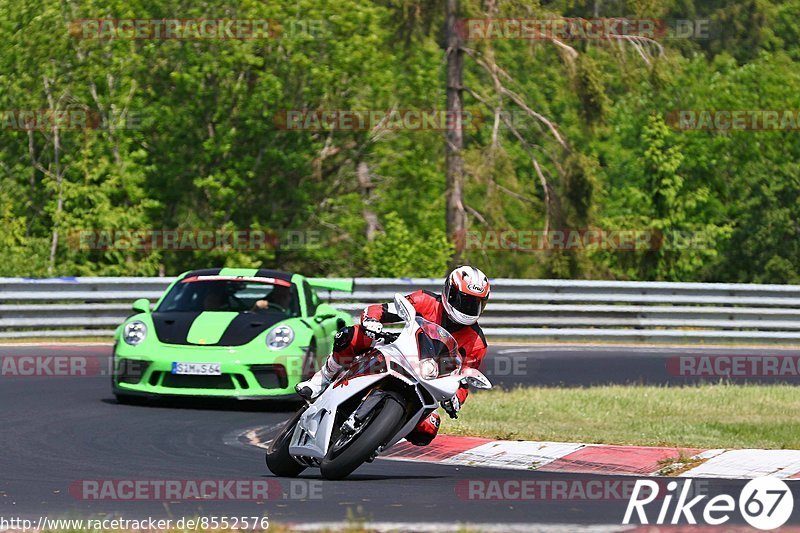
[[415, 317, 461, 374], [156, 276, 300, 316]]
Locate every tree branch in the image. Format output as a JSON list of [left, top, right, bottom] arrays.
[[464, 47, 570, 151], [465, 204, 488, 225], [464, 85, 554, 233]]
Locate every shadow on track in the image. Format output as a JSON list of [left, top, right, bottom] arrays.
[[100, 396, 302, 413], [261, 472, 447, 481]]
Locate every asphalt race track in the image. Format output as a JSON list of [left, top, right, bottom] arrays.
[[1, 343, 799, 529]]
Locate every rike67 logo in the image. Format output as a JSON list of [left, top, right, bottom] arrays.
[[623, 477, 794, 530]]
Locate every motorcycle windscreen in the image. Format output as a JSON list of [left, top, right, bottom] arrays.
[[415, 318, 461, 375], [336, 350, 388, 383]]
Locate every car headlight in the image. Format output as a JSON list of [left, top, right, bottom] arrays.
[[123, 321, 147, 345], [267, 325, 294, 350], [420, 358, 439, 380]]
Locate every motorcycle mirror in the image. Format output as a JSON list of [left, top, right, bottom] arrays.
[[460, 368, 492, 389], [393, 293, 416, 325]]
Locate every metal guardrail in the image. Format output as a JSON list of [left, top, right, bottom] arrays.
[[1, 277, 799, 343]]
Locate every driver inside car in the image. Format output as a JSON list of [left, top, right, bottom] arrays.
[[252, 284, 293, 313], [202, 286, 231, 311], [297, 266, 490, 446]]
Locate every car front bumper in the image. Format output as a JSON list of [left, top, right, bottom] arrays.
[[113, 342, 310, 399]]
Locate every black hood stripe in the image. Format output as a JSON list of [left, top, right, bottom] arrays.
[[151, 312, 201, 345], [216, 313, 286, 346], [151, 311, 287, 346]]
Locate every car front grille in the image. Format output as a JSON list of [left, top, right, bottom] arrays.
[[249, 364, 288, 389], [155, 372, 236, 390], [116, 359, 151, 384]]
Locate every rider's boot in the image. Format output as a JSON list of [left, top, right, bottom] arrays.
[[296, 355, 341, 400]]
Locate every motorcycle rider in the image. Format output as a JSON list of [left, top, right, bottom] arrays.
[[296, 266, 490, 445]]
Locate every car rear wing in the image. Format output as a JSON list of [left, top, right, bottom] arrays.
[[308, 278, 355, 293]]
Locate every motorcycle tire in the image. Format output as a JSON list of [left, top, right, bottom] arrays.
[[265, 407, 307, 478], [319, 392, 405, 480]]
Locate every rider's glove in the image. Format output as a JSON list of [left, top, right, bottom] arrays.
[[361, 317, 383, 339], [441, 394, 461, 419], [380, 331, 400, 343]]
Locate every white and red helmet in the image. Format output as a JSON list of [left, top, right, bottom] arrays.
[[442, 266, 490, 325]]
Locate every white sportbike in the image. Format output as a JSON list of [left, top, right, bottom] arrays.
[[266, 293, 492, 480]]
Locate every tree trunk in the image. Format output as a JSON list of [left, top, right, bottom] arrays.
[[44, 78, 63, 275], [445, 0, 466, 264], [357, 161, 379, 241]]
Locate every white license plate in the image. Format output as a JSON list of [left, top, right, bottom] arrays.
[[171, 362, 221, 376]]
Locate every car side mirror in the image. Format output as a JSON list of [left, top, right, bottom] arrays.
[[132, 298, 151, 314], [314, 302, 338, 322]]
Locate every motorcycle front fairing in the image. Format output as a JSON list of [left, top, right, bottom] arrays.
[[288, 370, 389, 459], [365, 329, 464, 453], [288, 325, 422, 459]]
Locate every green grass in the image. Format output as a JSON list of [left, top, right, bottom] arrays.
[[443, 384, 800, 449]]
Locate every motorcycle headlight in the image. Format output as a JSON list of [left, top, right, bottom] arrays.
[[420, 358, 439, 380], [267, 325, 294, 350], [123, 321, 147, 345]]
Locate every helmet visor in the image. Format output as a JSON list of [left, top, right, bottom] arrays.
[[447, 285, 488, 317]]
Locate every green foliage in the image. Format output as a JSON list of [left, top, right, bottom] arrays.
[[0, 0, 797, 283], [365, 212, 454, 277], [0, 188, 39, 276], [561, 152, 598, 228], [574, 54, 610, 126]]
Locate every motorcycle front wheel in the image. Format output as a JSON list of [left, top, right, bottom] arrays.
[[319, 391, 405, 480], [265, 406, 307, 478]]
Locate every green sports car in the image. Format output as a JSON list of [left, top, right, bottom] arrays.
[[112, 267, 354, 401]]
